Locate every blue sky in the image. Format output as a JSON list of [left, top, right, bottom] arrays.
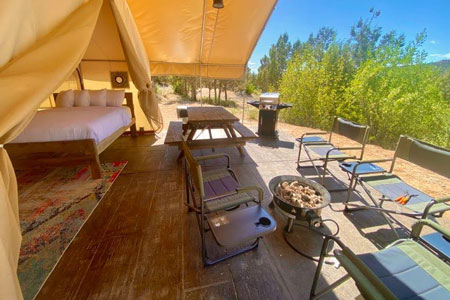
[[248, 0, 450, 72]]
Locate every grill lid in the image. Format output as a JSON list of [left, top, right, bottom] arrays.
[[259, 92, 280, 105]]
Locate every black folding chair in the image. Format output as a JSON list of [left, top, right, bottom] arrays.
[[342, 135, 450, 238], [311, 219, 450, 300], [296, 116, 370, 192], [181, 137, 277, 266]]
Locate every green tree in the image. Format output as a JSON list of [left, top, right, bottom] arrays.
[[348, 8, 382, 67], [338, 33, 450, 147], [256, 33, 291, 91], [278, 9, 449, 148], [280, 35, 354, 129]]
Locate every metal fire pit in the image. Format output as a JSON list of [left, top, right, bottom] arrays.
[[269, 175, 331, 232]]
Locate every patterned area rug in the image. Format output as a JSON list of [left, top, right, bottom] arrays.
[[16, 161, 127, 300]]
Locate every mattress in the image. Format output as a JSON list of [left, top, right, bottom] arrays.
[[12, 106, 132, 145]]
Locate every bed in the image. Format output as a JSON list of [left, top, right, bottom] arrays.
[[5, 92, 137, 179]]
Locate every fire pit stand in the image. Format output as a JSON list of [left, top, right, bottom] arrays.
[[269, 175, 339, 262]]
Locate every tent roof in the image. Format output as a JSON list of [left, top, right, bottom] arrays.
[[84, 0, 277, 79]]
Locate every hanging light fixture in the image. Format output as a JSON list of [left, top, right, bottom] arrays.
[[213, 0, 224, 9]]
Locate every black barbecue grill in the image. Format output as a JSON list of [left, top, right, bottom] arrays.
[[247, 93, 292, 138]]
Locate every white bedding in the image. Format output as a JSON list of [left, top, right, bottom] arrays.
[[12, 106, 132, 145]]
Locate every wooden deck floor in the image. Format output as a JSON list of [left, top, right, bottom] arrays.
[[35, 129, 449, 300]]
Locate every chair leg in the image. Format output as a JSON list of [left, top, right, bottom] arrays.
[[320, 159, 329, 186], [310, 237, 350, 300], [201, 217, 209, 264], [344, 175, 357, 207], [346, 183, 401, 239], [297, 141, 303, 168], [311, 237, 330, 299], [303, 147, 322, 178], [203, 238, 260, 267], [365, 192, 400, 238], [383, 214, 400, 238]]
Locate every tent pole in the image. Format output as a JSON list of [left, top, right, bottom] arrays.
[[199, 75, 203, 107], [199, 0, 207, 107], [242, 92, 245, 125], [241, 66, 247, 124]]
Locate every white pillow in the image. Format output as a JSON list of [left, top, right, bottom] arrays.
[[106, 89, 125, 107], [55, 90, 74, 107], [89, 89, 107, 106], [73, 90, 90, 107]]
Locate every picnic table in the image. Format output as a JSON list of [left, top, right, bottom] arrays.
[[164, 106, 256, 156]]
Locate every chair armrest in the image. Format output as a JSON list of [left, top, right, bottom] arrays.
[[324, 147, 357, 161], [434, 196, 450, 204], [299, 132, 330, 144], [306, 142, 334, 147], [421, 196, 450, 219], [333, 146, 363, 151], [316, 236, 398, 300], [411, 219, 450, 240], [354, 158, 394, 165], [301, 131, 329, 137], [195, 153, 230, 168], [236, 186, 263, 203], [350, 159, 393, 177]]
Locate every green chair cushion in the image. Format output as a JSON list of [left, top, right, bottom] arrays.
[[361, 174, 450, 214], [295, 136, 327, 143], [202, 168, 239, 200], [357, 240, 450, 299], [205, 192, 254, 212], [306, 144, 349, 159]]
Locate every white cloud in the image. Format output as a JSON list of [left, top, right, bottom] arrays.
[[430, 40, 437, 44], [430, 53, 450, 59], [248, 61, 258, 72]]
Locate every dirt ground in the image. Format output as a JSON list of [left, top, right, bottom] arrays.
[[157, 87, 450, 203]]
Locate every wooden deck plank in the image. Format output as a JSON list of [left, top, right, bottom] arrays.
[[104, 172, 157, 238], [129, 191, 184, 300], [228, 241, 293, 300], [184, 281, 237, 300], [74, 234, 142, 300], [35, 174, 134, 300]]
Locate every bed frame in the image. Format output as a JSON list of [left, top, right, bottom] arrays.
[[5, 92, 137, 179]]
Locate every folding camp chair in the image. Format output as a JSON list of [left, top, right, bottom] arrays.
[[342, 135, 450, 238], [296, 116, 370, 191], [310, 219, 450, 300], [181, 137, 276, 266]]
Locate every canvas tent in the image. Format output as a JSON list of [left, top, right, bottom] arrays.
[[81, 0, 276, 128], [0, 0, 276, 298], [84, 0, 277, 79]]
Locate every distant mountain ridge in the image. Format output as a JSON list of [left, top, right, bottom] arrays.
[[429, 59, 450, 71]]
